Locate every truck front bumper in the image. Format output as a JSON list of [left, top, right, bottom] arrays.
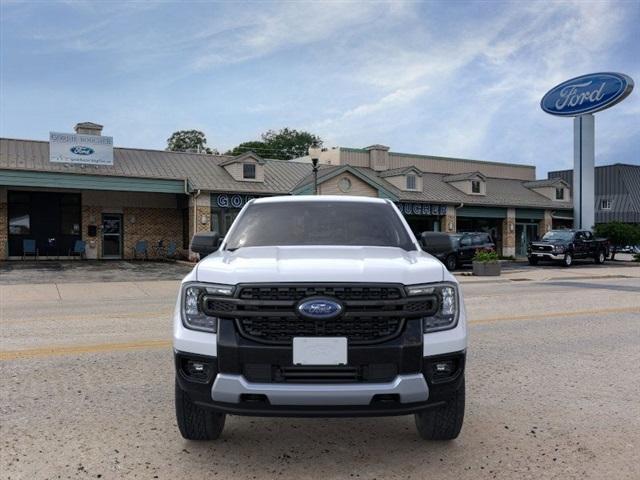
[[175, 349, 465, 417]]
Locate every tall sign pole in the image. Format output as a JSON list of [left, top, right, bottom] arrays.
[[573, 114, 595, 229], [541, 72, 633, 230]]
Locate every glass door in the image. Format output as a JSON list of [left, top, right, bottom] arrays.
[[102, 214, 123, 259], [516, 223, 539, 257]]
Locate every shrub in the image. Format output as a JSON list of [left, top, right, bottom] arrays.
[[473, 250, 499, 262]]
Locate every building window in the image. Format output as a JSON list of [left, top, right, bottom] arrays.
[[555, 187, 564, 200], [406, 174, 417, 190], [600, 199, 612, 210], [8, 192, 30, 234], [243, 163, 256, 179], [471, 180, 481, 194]]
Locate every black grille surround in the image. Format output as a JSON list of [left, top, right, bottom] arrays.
[[202, 283, 439, 346]]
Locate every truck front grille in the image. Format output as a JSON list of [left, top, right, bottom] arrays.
[[203, 283, 438, 346], [237, 315, 403, 344]]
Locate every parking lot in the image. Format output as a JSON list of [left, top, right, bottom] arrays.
[[1, 261, 639, 479]]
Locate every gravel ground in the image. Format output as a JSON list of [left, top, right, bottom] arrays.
[[1, 271, 639, 479]]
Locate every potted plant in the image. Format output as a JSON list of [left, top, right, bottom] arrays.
[[472, 250, 501, 276]]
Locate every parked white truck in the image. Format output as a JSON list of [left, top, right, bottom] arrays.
[[173, 196, 467, 440]]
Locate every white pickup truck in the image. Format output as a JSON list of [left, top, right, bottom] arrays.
[[173, 196, 467, 440]]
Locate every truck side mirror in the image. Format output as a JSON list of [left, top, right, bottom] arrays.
[[190, 232, 221, 257], [418, 232, 429, 249]]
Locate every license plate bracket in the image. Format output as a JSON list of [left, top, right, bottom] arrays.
[[293, 337, 348, 365]]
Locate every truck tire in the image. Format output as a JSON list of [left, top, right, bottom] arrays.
[[562, 253, 573, 267], [414, 377, 465, 440], [445, 255, 457, 271], [594, 250, 606, 264], [528, 256, 538, 266], [175, 379, 225, 441]]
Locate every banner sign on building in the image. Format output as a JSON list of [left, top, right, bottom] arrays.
[[49, 132, 114, 165], [397, 203, 447, 216]]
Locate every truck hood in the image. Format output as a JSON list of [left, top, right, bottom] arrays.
[[195, 246, 446, 285]]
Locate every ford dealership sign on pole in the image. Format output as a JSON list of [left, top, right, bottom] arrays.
[[49, 132, 114, 166], [541, 72, 634, 229]]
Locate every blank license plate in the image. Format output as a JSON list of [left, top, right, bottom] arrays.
[[293, 337, 347, 365]]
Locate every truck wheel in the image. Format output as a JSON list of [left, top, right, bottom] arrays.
[[562, 253, 573, 267], [595, 251, 606, 264], [445, 255, 457, 271], [415, 377, 465, 440], [528, 256, 538, 266], [175, 379, 225, 441]]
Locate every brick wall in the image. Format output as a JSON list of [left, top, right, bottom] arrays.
[[81, 205, 103, 259], [187, 195, 212, 261], [539, 210, 553, 237], [123, 206, 183, 260]]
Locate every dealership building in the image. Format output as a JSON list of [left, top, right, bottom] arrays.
[[1, 123, 576, 261]]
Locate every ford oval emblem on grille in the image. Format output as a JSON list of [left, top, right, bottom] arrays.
[[297, 298, 343, 320]]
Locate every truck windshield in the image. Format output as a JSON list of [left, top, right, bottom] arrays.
[[542, 231, 574, 241], [224, 201, 416, 251]]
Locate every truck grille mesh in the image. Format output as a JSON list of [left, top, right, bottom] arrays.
[[203, 283, 438, 345]]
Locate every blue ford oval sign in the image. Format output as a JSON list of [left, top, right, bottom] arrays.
[[70, 145, 95, 155], [541, 72, 634, 116], [297, 298, 343, 319]]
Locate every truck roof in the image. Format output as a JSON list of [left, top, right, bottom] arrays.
[[252, 195, 391, 205]]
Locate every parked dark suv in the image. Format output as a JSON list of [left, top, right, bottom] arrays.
[[420, 231, 495, 271]]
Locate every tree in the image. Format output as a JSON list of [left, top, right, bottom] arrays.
[[226, 128, 322, 160], [225, 141, 269, 157], [167, 130, 217, 154], [593, 222, 640, 260]]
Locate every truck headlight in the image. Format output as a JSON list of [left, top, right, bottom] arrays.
[[554, 245, 565, 253], [181, 283, 233, 333], [407, 283, 459, 333]]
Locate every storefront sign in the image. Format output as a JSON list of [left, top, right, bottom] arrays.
[[49, 132, 114, 165], [540, 72, 634, 116], [397, 203, 447, 216], [213, 193, 258, 209]]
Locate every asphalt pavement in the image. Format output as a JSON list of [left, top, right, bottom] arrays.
[[1, 262, 639, 479]]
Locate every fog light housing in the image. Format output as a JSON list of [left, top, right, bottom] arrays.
[[181, 358, 212, 382], [433, 361, 455, 377]]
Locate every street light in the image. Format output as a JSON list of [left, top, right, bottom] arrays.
[[308, 144, 321, 195]]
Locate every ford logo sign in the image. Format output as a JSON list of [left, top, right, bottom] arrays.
[[297, 298, 343, 320], [70, 146, 95, 155], [541, 72, 634, 117]]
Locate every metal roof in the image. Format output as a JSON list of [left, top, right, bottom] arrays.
[[293, 163, 572, 210], [443, 171, 486, 182], [0, 137, 573, 210], [0, 137, 310, 194], [523, 178, 567, 188]]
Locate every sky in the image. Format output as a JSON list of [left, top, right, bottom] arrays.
[[1, 0, 638, 177]]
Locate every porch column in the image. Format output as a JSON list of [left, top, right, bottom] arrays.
[[444, 205, 457, 233], [188, 193, 211, 260], [502, 208, 516, 257], [539, 210, 553, 238]]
